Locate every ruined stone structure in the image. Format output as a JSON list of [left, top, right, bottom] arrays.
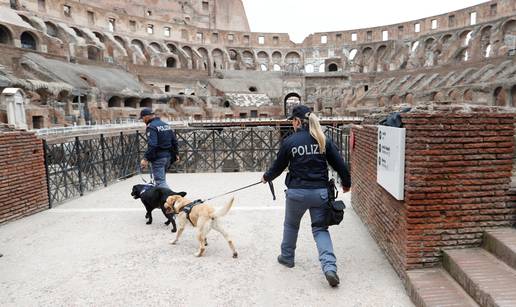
[[0, 0, 515, 128]]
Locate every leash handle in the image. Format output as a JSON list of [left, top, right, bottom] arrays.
[[268, 181, 276, 201]]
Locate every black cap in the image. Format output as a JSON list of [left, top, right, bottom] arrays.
[[287, 105, 311, 120], [140, 108, 154, 119]]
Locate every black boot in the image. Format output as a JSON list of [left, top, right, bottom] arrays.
[[325, 271, 340, 287], [277, 255, 294, 268]]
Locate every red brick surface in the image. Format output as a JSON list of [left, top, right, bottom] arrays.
[[0, 128, 49, 224], [351, 111, 516, 277]]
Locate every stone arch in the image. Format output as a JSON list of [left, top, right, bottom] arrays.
[[284, 93, 302, 117], [502, 19, 516, 53], [285, 51, 301, 73], [440, 34, 453, 45], [242, 50, 255, 70], [87, 45, 101, 61], [228, 49, 239, 61], [463, 89, 474, 102], [361, 47, 374, 72], [20, 31, 38, 50], [93, 31, 105, 43], [460, 30, 473, 46], [493, 87, 507, 106], [114, 35, 126, 48], [131, 39, 145, 52], [182, 46, 196, 69], [198, 47, 210, 70], [478, 25, 493, 58], [376, 45, 388, 71], [257, 51, 269, 70], [328, 63, 338, 72], [166, 57, 177, 68], [124, 97, 139, 108], [140, 98, 153, 108], [44, 21, 59, 38], [108, 96, 122, 107], [168, 43, 187, 68], [0, 24, 13, 45], [149, 42, 163, 53], [272, 51, 282, 62], [70, 27, 84, 39], [348, 49, 358, 61], [211, 48, 226, 70]]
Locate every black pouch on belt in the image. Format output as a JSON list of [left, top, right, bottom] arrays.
[[312, 179, 346, 227], [326, 179, 346, 226]]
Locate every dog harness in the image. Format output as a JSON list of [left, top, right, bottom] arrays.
[[182, 199, 204, 226], [139, 184, 154, 197]]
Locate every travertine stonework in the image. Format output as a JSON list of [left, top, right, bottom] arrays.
[[0, 0, 515, 128]]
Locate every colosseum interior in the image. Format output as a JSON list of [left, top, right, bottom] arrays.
[[0, 0, 515, 129]]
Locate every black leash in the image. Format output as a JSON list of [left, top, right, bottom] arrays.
[[202, 181, 263, 202], [181, 180, 275, 226]]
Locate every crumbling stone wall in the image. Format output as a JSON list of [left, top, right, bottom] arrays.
[[0, 126, 48, 224]]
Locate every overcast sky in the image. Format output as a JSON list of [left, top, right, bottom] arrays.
[[242, 0, 487, 43]]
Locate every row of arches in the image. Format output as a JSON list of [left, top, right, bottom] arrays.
[[2, 15, 515, 74], [0, 24, 38, 50], [107, 96, 154, 108]]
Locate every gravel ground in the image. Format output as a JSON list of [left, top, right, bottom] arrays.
[[0, 172, 413, 307]]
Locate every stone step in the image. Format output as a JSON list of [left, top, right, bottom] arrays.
[[443, 248, 516, 307], [407, 268, 480, 307], [483, 228, 516, 271]]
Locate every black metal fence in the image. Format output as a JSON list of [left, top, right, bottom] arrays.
[[44, 126, 349, 206]]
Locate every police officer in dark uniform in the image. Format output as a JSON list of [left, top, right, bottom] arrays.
[[262, 105, 351, 287], [140, 108, 179, 189]]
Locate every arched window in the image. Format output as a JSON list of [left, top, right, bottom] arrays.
[[20, 32, 37, 50], [349, 49, 358, 60], [45, 22, 58, 38], [87, 46, 101, 61], [305, 64, 314, 73], [284, 93, 301, 117], [0, 25, 12, 44], [328, 63, 338, 72], [318, 63, 325, 73], [166, 57, 177, 68], [108, 96, 122, 107], [131, 39, 144, 52]]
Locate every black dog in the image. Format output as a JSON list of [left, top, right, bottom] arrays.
[[131, 184, 187, 232]]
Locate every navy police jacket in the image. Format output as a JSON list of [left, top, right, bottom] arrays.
[[144, 117, 179, 162], [263, 128, 351, 189]]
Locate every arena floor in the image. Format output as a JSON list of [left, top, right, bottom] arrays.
[[0, 172, 413, 306]]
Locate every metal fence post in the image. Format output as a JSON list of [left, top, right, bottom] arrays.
[[75, 136, 84, 196], [100, 134, 108, 187], [42, 140, 52, 208]]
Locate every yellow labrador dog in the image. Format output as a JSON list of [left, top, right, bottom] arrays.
[[164, 195, 238, 258]]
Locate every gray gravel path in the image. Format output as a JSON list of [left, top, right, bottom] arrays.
[[0, 172, 413, 307]]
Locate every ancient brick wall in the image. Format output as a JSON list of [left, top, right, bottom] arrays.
[[0, 127, 48, 224], [351, 108, 516, 277], [402, 111, 516, 270], [351, 125, 407, 277]]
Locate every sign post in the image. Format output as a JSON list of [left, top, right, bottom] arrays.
[[377, 126, 406, 200]]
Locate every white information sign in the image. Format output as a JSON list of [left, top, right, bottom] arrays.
[[377, 126, 406, 200]]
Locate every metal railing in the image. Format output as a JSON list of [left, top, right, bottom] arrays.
[[34, 116, 362, 137], [43, 126, 350, 206]]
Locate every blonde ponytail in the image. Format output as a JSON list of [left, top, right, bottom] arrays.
[[308, 112, 326, 154]]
